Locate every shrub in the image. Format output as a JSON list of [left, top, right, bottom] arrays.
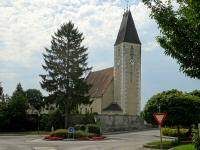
[[50, 129, 68, 138], [74, 130, 94, 138], [40, 110, 64, 131], [162, 128, 188, 138], [162, 128, 176, 137], [49, 129, 95, 139], [87, 124, 101, 136], [193, 131, 200, 150], [74, 124, 86, 131], [74, 130, 85, 138], [81, 113, 95, 125]]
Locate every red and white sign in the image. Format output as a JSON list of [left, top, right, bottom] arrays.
[[153, 113, 166, 126]]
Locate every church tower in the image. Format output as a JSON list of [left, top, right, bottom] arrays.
[[114, 10, 141, 115]]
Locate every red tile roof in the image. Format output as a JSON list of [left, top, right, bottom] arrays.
[[86, 67, 113, 98]]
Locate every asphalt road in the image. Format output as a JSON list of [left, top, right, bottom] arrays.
[[0, 129, 160, 150]]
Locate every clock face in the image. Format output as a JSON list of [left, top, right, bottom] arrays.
[[117, 62, 120, 67], [130, 59, 134, 65]]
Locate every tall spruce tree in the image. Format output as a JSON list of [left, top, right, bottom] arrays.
[[40, 21, 92, 128]]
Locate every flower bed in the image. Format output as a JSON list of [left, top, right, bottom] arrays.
[[45, 135, 106, 141], [45, 136, 65, 141], [91, 136, 106, 140], [44, 128, 106, 141]]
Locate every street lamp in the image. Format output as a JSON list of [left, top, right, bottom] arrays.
[[37, 111, 40, 135]]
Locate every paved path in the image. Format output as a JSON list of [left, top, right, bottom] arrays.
[[0, 130, 160, 150]]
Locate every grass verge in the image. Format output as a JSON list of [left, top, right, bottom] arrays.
[[173, 144, 195, 150], [143, 140, 179, 149]]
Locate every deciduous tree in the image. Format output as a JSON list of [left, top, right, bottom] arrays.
[[26, 89, 44, 113], [143, 89, 200, 141], [143, 0, 200, 79]]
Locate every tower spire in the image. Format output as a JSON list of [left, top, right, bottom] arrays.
[[114, 11, 141, 46]]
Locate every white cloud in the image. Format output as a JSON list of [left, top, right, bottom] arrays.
[[0, 0, 200, 109], [0, 0, 156, 67]]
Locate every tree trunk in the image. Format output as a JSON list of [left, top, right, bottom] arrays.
[[64, 106, 69, 128]]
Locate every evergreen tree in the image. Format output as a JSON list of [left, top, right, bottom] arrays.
[[0, 82, 3, 101], [9, 83, 28, 130], [40, 21, 92, 128]]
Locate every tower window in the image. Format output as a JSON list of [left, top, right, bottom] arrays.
[[118, 48, 120, 57], [130, 46, 134, 59], [130, 46, 134, 81]]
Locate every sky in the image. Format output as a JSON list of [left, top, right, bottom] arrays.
[[0, 0, 200, 110]]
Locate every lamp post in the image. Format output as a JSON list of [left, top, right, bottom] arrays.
[[157, 103, 162, 150], [37, 111, 40, 135]]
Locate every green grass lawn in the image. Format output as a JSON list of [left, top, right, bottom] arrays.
[[143, 140, 178, 149], [173, 144, 195, 150]]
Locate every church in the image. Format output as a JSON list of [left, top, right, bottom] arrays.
[[81, 10, 141, 116]]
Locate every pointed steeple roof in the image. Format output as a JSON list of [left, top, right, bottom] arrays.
[[114, 11, 141, 46]]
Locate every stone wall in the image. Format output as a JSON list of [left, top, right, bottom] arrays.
[[95, 115, 144, 132], [69, 114, 144, 132]]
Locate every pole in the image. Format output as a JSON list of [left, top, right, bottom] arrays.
[[160, 125, 163, 149], [37, 112, 40, 135], [158, 103, 162, 149], [198, 123, 200, 137]]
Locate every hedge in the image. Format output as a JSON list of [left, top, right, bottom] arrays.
[[87, 124, 101, 136], [162, 128, 189, 138]]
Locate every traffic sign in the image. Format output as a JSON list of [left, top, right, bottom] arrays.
[[153, 112, 166, 126], [153, 112, 167, 150], [69, 127, 75, 133]]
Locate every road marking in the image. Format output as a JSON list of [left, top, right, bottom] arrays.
[[33, 147, 57, 150]]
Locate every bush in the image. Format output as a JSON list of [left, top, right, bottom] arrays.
[[162, 128, 188, 138], [50, 129, 94, 139], [40, 110, 64, 131], [74, 130, 94, 138], [74, 130, 85, 138], [87, 124, 100, 136], [193, 131, 200, 150], [81, 113, 95, 125], [74, 124, 86, 131], [50, 129, 68, 138]]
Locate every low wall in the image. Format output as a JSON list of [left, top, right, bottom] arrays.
[[69, 114, 145, 132], [95, 115, 144, 132]]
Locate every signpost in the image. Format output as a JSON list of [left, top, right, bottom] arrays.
[[68, 127, 75, 139], [153, 112, 167, 150]]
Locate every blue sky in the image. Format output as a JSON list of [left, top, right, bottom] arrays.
[[0, 0, 199, 110]]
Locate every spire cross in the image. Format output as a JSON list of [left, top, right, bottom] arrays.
[[124, 0, 138, 11], [125, 0, 129, 11]]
